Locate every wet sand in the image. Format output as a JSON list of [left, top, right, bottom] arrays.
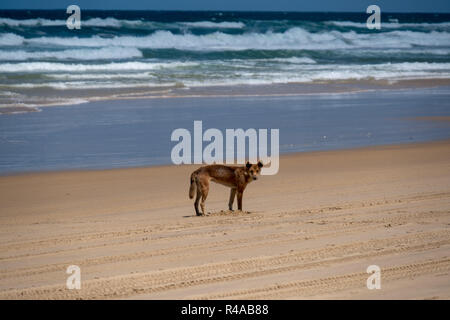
[[0, 140, 449, 299], [2, 78, 450, 115]]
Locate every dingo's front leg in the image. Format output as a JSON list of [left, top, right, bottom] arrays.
[[228, 188, 236, 211], [237, 190, 243, 211]]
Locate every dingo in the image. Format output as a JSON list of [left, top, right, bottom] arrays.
[[189, 161, 263, 216]]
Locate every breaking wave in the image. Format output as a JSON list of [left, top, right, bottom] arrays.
[[0, 61, 198, 73], [0, 47, 142, 61], [8, 28, 447, 51]]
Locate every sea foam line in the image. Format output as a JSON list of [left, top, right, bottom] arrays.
[[0, 17, 245, 29], [0, 61, 198, 72], [0, 47, 142, 61], [16, 28, 450, 50]]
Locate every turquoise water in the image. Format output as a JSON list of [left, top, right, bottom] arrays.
[[0, 11, 449, 108]]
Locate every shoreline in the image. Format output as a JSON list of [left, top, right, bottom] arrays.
[[1, 139, 449, 299], [1, 138, 449, 178], [2, 78, 450, 115]]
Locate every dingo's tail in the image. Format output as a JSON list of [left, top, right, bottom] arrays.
[[189, 172, 197, 199]]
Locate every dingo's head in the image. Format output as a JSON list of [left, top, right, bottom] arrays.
[[246, 161, 263, 181]]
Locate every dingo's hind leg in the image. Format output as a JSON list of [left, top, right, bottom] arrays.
[[200, 180, 209, 215], [194, 189, 202, 216]]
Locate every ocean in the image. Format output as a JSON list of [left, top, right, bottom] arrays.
[[1, 10, 450, 174], [0, 10, 450, 111]]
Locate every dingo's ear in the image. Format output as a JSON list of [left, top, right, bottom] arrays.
[[257, 161, 263, 168], [246, 161, 251, 169]]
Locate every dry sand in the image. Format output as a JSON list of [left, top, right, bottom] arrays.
[[0, 140, 449, 299]]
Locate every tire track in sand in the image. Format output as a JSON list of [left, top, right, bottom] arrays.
[[0, 229, 448, 299], [2, 191, 446, 254], [191, 258, 450, 299]]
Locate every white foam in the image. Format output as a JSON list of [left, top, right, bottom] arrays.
[[0, 17, 63, 26], [0, 17, 245, 29], [14, 62, 450, 89], [6, 81, 179, 90], [0, 33, 24, 46], [0, 47, 142, 61], [271, 57, 317, 64], [22, 28, 450, 51], [0, 61, 198, 73], [183, 62, 450, 86], [0, 17, 136, 27], [47, 72, 155, 80]]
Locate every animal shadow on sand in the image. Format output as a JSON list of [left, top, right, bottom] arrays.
[[183, 210, 252, 218]]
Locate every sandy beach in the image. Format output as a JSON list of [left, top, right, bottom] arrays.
[[0, 139, 449, 299]]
